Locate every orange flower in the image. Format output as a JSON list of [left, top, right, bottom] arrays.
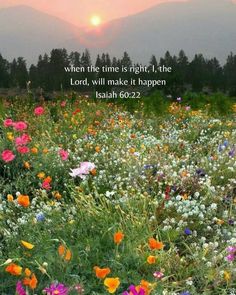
[[58, 244, 72, 261], [147, 255, 156, 264], [17, 195, 30, 207], [114, 231, 124, 245], [58, 244, 66, 256], [94, 266, 111, 279], [139, 280, 152, 295], [23, 273, 38, 289], [95, 146, 101, 153], [43, 148, 49, 154], [104, 277, 120, 294], [53, 191, 62, 200], [24, 161, 30, 169], [44, 176, 52, 183], [25, 268, 31, 277], [31, 147, 38, 154], [5, 263, 22, 276], [64, 249, 72, 261], [90, 168, 97, 176], [148, 238, 164, 250]]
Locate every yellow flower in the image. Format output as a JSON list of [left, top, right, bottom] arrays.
[[37, 172, 45, 179], [7, 132, 14, 141], [104, 277, 120, 294], [224, 270, 231, 282], [129, 147, 135, 154], [21, 240, 34, 250], [24, 161, 30, 169], [7, 194, 14, 202]]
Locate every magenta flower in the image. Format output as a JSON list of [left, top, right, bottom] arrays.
[[70, 162, 95, 179], [122, 285, 145, 295], [59, 149, 69, 161], [34, 106, 45, 116], [226, 246, 236, 262], [15, 133, 31, 146], [4, 118, 14, 127], [16, 281, 26, 295], [14, 121, 28, 131], [44, 283, 69, 295], [1, 150, 15, 162]]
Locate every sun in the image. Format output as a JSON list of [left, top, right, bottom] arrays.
[[90, 15, 102, 27]]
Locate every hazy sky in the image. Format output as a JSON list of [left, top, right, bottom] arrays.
[[0, 0, 186, 26]]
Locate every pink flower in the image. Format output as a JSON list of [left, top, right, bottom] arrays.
[[4, 118, 14, 127], [59, 149, 69, 161], [226, 254, 235, 262], [153, 271, 164, 279], [34, 106, 44, 116], [61, 101, 67, 107], [14, 121, 28, 131], [70, 162, 95, 179], [1, 150, 15, 162], [17, 146, 30, 154], [42, 180, 52, 190], [15, 134, 31, 146]]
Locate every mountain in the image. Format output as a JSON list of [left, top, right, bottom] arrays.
[[74, 0, 236, 63], [0, 5, 85, 64], [0, 1, 236, 65]]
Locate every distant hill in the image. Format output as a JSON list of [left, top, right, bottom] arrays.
[[0, 5, 85, 64], [0, 0, 236, 65]]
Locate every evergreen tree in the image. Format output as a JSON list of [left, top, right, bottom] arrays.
[[0, 54, 10, 88]]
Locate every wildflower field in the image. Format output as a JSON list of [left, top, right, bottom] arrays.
[[0, 94, 236, 295]]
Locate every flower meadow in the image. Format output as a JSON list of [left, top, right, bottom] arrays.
[[0, 95, 236, 295]]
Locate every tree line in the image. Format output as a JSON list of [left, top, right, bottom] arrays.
[[0, 49, 236, 96]]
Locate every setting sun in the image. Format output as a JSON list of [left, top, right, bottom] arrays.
[[90, 15, 102, 27]]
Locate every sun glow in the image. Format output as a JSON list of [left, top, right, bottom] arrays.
[[90, 15, 102, 27]]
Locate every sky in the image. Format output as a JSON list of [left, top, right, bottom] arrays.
[[0, 0, 185, 26]]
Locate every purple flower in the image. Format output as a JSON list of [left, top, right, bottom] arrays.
[[180, 292, 191, 295], [16, 281, 26, 295], [184, 228, 192, 235], [177, 97, 182, 102], [225, 246, 236, 263], [229, 147, 235, 157], [36, 212, 45, 222], [44, 283, 69, 295]]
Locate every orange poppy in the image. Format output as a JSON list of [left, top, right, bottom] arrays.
[[58, 244, 66, 256], [147, 255, 156, 264], [5, 263, 22, 276], [17, 195, 30, 207], [148, 238, 164, 250], [114, 231, 124, 244], [64, 249, 72, 261], [94, 266, 111, 279], [23, 273, 38, 289]]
